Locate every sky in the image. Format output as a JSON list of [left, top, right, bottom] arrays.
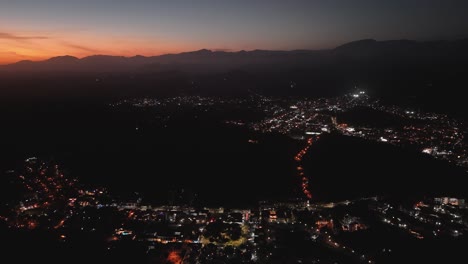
[[1, 0, 468, 64]]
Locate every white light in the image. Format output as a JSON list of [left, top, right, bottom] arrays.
[[422, 148, 432, 154]]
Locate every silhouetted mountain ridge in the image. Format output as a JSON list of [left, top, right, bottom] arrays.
[[2, 38, 468, 116], [2, 38, 466, 72], [45, 55, 79, 63]]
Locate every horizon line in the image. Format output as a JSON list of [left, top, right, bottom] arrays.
[[1, 47, 330, 66], [2, 37, 467, 66]]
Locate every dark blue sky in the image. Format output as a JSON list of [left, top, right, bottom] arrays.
[[1, 0, 468, 63]]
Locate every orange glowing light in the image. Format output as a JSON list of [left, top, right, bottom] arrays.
[[167, 250, 182, 264]]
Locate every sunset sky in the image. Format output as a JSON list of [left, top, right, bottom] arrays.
[[1, 0, 468, 64]]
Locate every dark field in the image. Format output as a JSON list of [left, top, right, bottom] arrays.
[[2, 101, 466, 207]]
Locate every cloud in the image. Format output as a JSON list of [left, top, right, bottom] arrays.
[[0, 51, 39, 65], [0, 51, 25, 56], [0, 32, 49, 41], [61, 42, 100, 53]]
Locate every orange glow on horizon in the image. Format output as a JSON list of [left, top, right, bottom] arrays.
[[0, 30, 212, 65], [0, 46, 193, 65]]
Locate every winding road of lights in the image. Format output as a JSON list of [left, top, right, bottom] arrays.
[[294, 137, 316, 199]]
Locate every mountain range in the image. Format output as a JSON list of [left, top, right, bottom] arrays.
[[2, 38, 468, 72], [2, 38, 468, 118]]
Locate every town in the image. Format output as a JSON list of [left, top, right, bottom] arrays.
[[1, 157, 466, 263], [111, 90, 468, 172]]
